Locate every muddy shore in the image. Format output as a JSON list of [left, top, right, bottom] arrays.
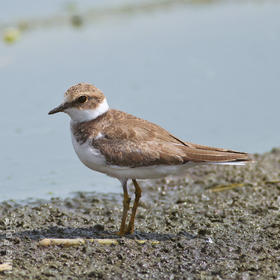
[[0, 148, 280, 279]]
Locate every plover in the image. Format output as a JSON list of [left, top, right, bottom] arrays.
[[49, 83, 250, 235]]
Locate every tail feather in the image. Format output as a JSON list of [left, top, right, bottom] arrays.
[[179, 140, 251, 164], [207, 161, 247, 166]]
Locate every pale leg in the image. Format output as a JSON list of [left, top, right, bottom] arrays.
[[125, 179, 142, 234], [117, 179, 130, 236]]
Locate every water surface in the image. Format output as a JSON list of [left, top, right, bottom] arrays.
[[0, 1, 279, 201]]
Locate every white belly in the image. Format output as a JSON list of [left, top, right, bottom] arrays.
[[71, 133, 199, 180], [71, 132, 245, 181]]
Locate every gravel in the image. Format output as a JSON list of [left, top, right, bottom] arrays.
[[0, 148, 280, 279]]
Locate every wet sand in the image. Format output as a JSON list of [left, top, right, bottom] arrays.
[[0, 148, 280, 279]]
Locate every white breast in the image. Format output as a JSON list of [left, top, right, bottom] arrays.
[[71, 131, 107, 173]]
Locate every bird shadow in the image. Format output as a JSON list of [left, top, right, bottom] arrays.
[[0, 225, 196, 242]]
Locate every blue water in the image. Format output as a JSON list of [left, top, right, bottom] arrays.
[[0, 1, 279, 201]]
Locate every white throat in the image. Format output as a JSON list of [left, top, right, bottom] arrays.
[[65, 98, 109, 123]]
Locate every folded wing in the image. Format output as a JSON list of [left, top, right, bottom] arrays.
[[92, 115, 250, 167]]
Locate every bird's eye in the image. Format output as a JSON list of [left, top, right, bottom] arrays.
[[78, 96, 88, 103]]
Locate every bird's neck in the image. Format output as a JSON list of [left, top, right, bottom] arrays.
[[67, 98, 109, 123]]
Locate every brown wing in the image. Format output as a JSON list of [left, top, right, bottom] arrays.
[[92, 113, 250, 167]]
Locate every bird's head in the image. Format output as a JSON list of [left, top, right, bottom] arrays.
[[48, 83, 109, 122]]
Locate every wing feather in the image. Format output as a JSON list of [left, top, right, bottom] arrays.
[[91, 115, 250, 167]]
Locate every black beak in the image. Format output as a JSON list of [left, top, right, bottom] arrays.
[[48, 103, 68, 115]]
